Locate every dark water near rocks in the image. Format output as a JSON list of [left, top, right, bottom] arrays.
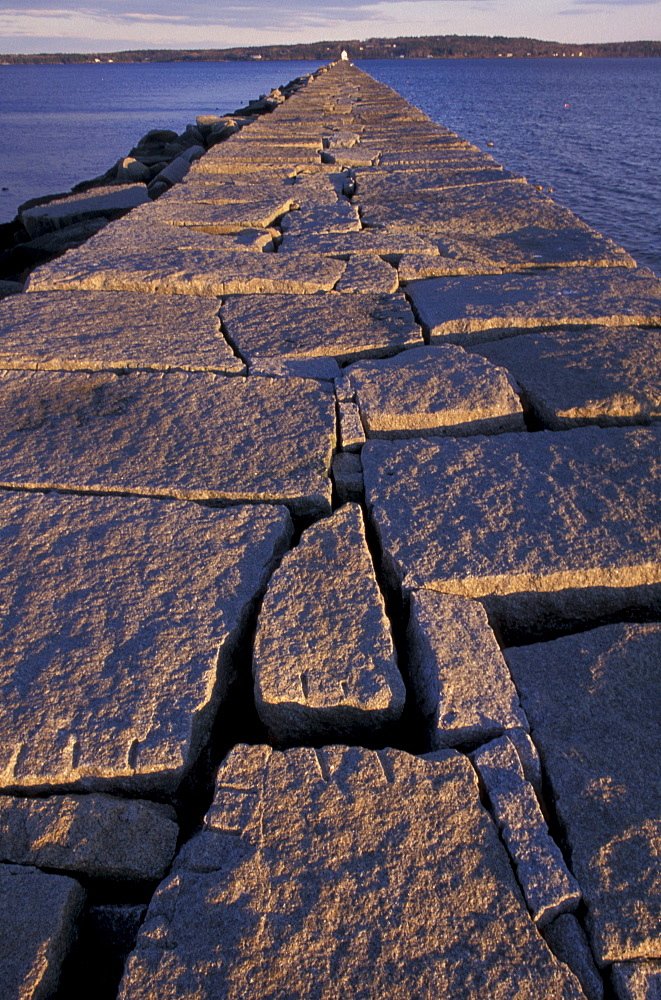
[[0, 57, 659, 274]]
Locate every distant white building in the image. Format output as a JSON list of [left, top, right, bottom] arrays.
[[341, 50, 349, 61]]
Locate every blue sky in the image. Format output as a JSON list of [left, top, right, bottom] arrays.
[[0, 0, 659, 53]]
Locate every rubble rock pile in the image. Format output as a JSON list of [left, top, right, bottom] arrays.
[[0, 60, 659, 1000]]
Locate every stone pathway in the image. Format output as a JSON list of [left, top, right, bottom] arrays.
[[0, 59, 659, 1000]]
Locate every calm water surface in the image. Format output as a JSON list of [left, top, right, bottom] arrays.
[[0, 58, 659, 273]]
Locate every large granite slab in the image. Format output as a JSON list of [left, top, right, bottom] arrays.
[[119, 744, 584, 1000], [26, 248, 346, 295], [339, 345, 523, 438], [363, 426, 661, 637], [0, 291, 245, 374], [506, 623, 661, 964], [253, 504, 404, 743], [354, 166, 524, 200], [279, 230, 440, 259], [127, 197, 295, 232], [475, 326, 661, 429], [431, 229, 635, 270], [0, 493, 292, 795], [0, 863, 85, 999], [406, 269, 661, 345], [0, 793, 178, 880], [221, 292, 422, 364], [0, 371, 335, 516], [83, 217, 276, 253], [19, 184, 149, 237], [407, 590, 527, 747]]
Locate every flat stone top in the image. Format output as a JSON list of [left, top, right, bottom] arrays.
[[406, 268, 661, 344], [0, 370, 335, 516], [221, 291, 422, 364], [363, 425, 661, 596], [476, 326, 661, 428], [128, 198, 294, 232], [506, 623, 661, 963], [0, 492, 292, 794], [0, 863, 85, 1000], [278, 230, 440, 257], [27, 248, 346, 296], [0, 290, 244, 374], [119, 744, 583, 1000], [431, 229, 635, 270], [355, 167, 526, 200], [82, 217, 275, 253], [340, 344, 523, 436], [19, 183, 149, 222]]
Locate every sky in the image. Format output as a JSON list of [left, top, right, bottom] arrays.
[[0, 0, 659, 54]]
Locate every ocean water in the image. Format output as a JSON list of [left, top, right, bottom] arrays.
[[0, 57, 659, 274]]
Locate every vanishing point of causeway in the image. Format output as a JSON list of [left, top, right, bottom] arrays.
[[0, 59, 659, 1000]]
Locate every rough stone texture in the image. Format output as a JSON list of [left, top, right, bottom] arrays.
[[26, 248, 345, 295], [19, 184, 149, 236], [335, 254, 399, 293], [0, 280, 23, 297], [354, 166, 524, 201], [407, 590, 527, 748], [0, 290, 245, 374], [338, 400, 366, 451], [406, 269, 661, 346], [611, 962, 661, 1000], [431, 230, 635, 270], [282, 202, 360, 233], [475, 326, 661, 429], [363, 426, 661, 637], [0, 494, 292, 796], [340, 344, 524, 438], [505, 623, 661, 964], [0, 863, 85, 999], [221, 291, 422, 364], [0, 794, 178, 880], [278, 230, 440, 258], [398, 253, 503, 280], [0, 371, 335, 516], [507, 727, 544, 801], [470, 736, 581, 927], [119, 744, 585, 1000], [331, 451, 364, 503], [83, 217, 276, 252], [253, 505, 404, 742], [158, 176, 296, 205], [543, 915, 605, 1000], [128, 197, 295, 232], [249, 355, 340, 383]]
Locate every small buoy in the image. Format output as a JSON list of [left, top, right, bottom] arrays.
[[548, 187, 554, 193], [564, 103, 570, 108], [535, 185, 543, 191], [487, 141, 495, 146]]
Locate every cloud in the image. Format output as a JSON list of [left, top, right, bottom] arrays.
[[559, 0, 660, 10]]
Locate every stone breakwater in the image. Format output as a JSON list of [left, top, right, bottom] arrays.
[[0, 59, 659, 1000]]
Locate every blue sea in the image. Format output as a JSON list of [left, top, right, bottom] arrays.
[[0, 57, 659, 274]]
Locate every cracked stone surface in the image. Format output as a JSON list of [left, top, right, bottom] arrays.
[[221, 291, 422, 364], [278, 230, 440, 257], [0, 492, 292, 795], [611, 962, 661, 1000], [253, 505, 404, 742], [363, 426, 661, 636], [83, 216, 276, 252], [281, 202, 360, 233], [506, 623, 661, 965], [475, 326, 661, 429], [0, 290, 245, 374], [407, 590, 527, 748], [406, 269, 661, 345], [544, 915, 605, 1000], [339, 344, 524, 438], [0, 794, 178, 880], [128, 197, 295, 232], [0, 370, 335, 516], [0, 863, 85, 999], [335, 254, 399, 293], [470, 736, 581, 927], [19, 184, 149, 236], [118, 744, 585, 1000], [27, 248, 345, 295]]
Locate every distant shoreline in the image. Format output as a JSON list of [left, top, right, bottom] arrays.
[[1, 34, 660, 65]]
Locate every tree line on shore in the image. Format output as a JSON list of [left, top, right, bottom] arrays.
[[2, 34, 660, 65]]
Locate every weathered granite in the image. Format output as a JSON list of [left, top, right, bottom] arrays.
[[431, 230, 636, 270], [128, 197, 295, 232], [335, 254, 399, 293], [0, 371, 334, 516], [0, 492, 292, 795], [0, 280, 23, 298], [0, 290, 245, 374], [249, 355, 340, 383], [26, 249, 346, 295], [279, 230, 439, 259], [507, 727, 544, 801], [281, 202, 360, 233], [544, 915, 605, 1000], [0, 863, 85, 999], [354, 166, 525, 200], [340, 344, 524, 438], [406, 269, 661, 345], [611, 962, 661, 1000], [338, 400, 366, 451], [407, 590, 527, 748], [83, 217, 276, 252], [506, 624, 661, 964], [475, 326, 661, 428], [398, 253, 503, 280], [221, 291, 422, 364], [118, 744, 585, 1000], [0, 793, 178, 880], [331, 451, 364, 503], [253, 505, 404, 742], [470, 736, 581, 927], [19, 184, 149, 237], [363, 426, 661, 636]]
